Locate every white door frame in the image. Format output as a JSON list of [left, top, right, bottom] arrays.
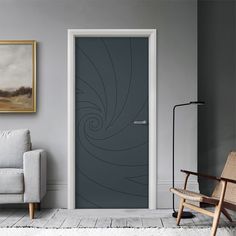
[[67, 29, 156, 209]]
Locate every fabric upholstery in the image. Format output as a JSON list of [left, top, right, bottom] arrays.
[[0, 168, 23, 194], [0, 194, 23, 203], [0, 129, 31, 168], [23, 149, 47, 203]]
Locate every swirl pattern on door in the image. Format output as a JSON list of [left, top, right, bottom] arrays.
[[75, 37, 148, 208]]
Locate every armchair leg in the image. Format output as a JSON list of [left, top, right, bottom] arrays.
[[29, 203, 35, 219], [211, 181, 227, 236], [176, 198, 185, 226], [211, 204, 222, 236], [221, 208, 232, 222]]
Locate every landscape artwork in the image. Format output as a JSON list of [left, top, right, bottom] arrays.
[[0, 41, 36, 112]]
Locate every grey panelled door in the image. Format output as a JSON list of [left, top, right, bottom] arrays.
[[75, 37, 148, 208]]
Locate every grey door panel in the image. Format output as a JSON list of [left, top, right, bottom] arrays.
[[75, 37, 148, 208]]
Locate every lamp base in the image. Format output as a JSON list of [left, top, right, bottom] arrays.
[[172, 211, 195, 218]]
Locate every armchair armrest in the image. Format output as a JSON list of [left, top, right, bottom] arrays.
[[221, 177, 236, 184], [181, 169, 221, 181], [23, 149, 47, 203]]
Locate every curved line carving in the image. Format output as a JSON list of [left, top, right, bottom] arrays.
[[86, 99, 147, 141], [77, 77, 106, 114], [77, 113, 146, 167], [125, 174, 148, 186], [75, 37, 148, 207], [77, 101, 102, 112], [125, 178, 148, 186], [100, 39, 118, 129], [108, 38, 133, 127], [79, 168, 147, 198], [77, 115, 146, 167], [76, 193, 101, 207], [78, 47, 108, 120], [84, 125, 147, 152]]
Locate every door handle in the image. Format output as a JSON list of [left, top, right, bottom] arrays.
[[133, 120, 148, 125]]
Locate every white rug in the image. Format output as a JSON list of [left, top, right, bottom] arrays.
[[0, 228, 235, 236]]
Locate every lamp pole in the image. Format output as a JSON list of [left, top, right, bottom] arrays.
[[172, 101, 205, 218]]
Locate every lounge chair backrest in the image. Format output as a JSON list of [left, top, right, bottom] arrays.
[[212, 152, 236, 204]]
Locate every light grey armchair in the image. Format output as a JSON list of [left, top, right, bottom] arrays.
[[0, 129, 47, 219]]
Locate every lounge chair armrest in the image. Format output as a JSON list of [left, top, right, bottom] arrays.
[[181, 169, 221, 181], [221, 177, 236, 184]]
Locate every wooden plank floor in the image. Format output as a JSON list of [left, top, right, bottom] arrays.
[[0, 208, 235, 228]]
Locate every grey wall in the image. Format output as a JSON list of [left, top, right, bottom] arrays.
[[198, 0, 236, 194], [0, 0, 197, 208]]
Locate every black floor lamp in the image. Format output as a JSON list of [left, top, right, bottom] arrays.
[[172, 101, 205, 218]]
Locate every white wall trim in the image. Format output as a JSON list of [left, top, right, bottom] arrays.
[[43, 182, 67, 208], [67, 29, 157, 209]]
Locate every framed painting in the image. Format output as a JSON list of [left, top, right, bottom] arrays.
[[0, 40, 36, 113]]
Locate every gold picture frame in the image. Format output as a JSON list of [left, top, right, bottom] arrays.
[[0, 40, 36, 113]]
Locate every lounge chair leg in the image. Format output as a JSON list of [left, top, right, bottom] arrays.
[[176, 198, 185, 226], [211, 205, 222, 236], [221, 208, 232, 222], [29, 203, 35, 219], [211, 180, 227, 236]]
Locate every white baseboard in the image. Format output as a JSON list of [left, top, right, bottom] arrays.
[[41, 181, 67, 208], [41, 180, 199, 209]]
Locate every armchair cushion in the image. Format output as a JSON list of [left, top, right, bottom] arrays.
[[0, 129, 31, 168], [0, 168, 24, 194]]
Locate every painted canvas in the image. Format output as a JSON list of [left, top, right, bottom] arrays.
[[0, 41, 36, 112]]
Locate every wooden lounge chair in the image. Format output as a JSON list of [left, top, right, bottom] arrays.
[[170, 151, 236, 236]]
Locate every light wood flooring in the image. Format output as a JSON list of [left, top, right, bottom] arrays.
[[0, 208, 235, 228]]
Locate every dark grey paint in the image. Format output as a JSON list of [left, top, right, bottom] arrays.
[[198, 0, 236, 194], [75, 37, 148, 208]]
